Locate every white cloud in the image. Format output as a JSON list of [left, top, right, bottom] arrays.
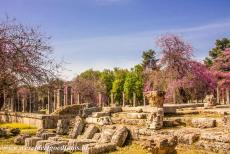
[[53, 20, 230, 80]]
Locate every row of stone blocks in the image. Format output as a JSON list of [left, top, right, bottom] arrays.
[[86, 107, 164, 130], [14, 116, 129, 154]]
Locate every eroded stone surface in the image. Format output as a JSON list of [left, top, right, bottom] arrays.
[[126, 113, 147, 119], [45, 141, 67, 154], [25, 137, 43, 147], [35, 140, 51, 151], [82, 125, 99, 139], [14, 134, 31, 145], [99, 128, 115, 143], [140, 134, 178, 154], [147, 108, 164, 130], [111, 126, 128, 147], [67, 139, 96, 151], [174, 128, 200, 145], [56, 119, 69, 135], [144, 90, 165, 107], [92, 112, 110, 118], [41, 133, 56, 140], [82, 143, 116, 154], [69, 116, 84, 139], [191, 118, 216, 128]]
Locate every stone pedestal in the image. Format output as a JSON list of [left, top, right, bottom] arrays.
[[144, 90, 165, 108], [147, 108, 164, 130]]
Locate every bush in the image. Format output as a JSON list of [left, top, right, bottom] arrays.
[[10, 128, 20, 136]]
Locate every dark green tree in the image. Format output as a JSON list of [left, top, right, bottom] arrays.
[[204, 38, 230, 67], [142, 49, 159, 70]]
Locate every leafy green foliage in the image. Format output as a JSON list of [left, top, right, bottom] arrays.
[[204, 38, 230, 67], [124, 65, 144, 102], [141, 49, 158, 70], [112, 68, 128, 104]]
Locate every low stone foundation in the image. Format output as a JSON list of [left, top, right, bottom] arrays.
[[0, 111, 74, 129]]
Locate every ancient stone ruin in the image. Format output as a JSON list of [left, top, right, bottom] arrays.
[[0, 86, 229, 154]]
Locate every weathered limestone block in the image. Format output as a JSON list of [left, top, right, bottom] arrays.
[[14, 134, 31, 145], [128, 127, 139, 140], [111, 126, 128, 147], [112, 117, 146, 126], [92, 112, 110, 118], [103, 107, 122, 113], [41, 133, 56, 140], [86, 116, 112, 125], [82, 125, 99, 139], [99, 128, 115, 143], [126, 113, 147, 119], [92, 133, 101, 140], [144, 90, 165, 107], [191, 118, 216, 128], [0, 128, 7, 137], [223, 115, 230, 129], [82, 143, 116, 154], [36, 128, 49, 137], [56, 119, 69, 135], [35, 140, 52, 151], [69, 116, 84, 139], [138, 128, 153, 136], [140, 135, 178, 154], [121, 107, 143, 113], [25, 137, 43, 147], [45, 141, 67, 154], [48, 136, 62, 141], [174, 129, 200, 145], [200, 131, 230, 143], [147, 108, 164, 130], [196, 140, 230, 153], [67, 139, 96, 151]]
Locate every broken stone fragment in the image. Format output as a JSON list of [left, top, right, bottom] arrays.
[[140, 135, 178, 154], [41, 132, 56, 140], [111, 126, 128, 147], [56, 119, 69, 135], [25, 137, 43, 147], [82, 125, 99, 139], [126, 113, 147, 119], [69, 116, 84, 139], [191, 118, 216, 128], [67, 139, 96, 152], [99, 128, 115, 143], [35, 140, 52, 151], [82, 142, 116, 154], [92, 112, 110, 118], [14, 134, 31, 145], [45, 141, 67, 154], [36, 128, 49, 137], [174, 129, 200, 145]]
